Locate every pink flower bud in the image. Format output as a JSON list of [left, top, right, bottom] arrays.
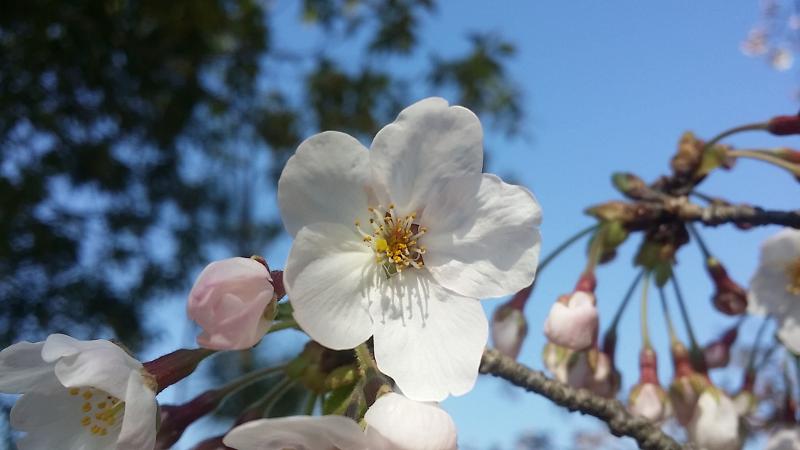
[[703, 324, 739, 369], [187, 257, 276, 351], [706, 258, 747, 315], [491, 295, 529, 360], [768, 115, 800, 136], [544, 291, 598, 351], [629, 382, 671, 423]]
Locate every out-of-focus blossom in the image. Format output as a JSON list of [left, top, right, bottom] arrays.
[[741, 28, 769, 56], [748, 228, 800, 353], [766, 426, 800, 450], [491, 298, 528, 360], [687, 387, 745, 450], [0, 334, 158, 450], [223, 393, 457, 450], [772, 48, 795, 71], [187, 257, 276, 351], [629, 383, 671, 423], [543, 291, 598, 351], [279, 97, 542, 401], [668, 342, 710, 426]]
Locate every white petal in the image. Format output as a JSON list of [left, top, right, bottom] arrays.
[[42, 334, 141, 399], [760, 228, 800, 268], [278, 131, 371, 237], [423, 174, 541, 299], [765, 427, 800, 450], [365, 393, 457, 450], [778, 313, 800, 354], [117, 373, 157, 450], [0, 341, 56, 393], [223, 416, 367, 450], [372, 274, 488, 401], [688, 389, 744, 450], [11, 381, 120, 450], [748, 266, 796, 316], [370, 97, 484, 213], [285, 222, 378, 350]]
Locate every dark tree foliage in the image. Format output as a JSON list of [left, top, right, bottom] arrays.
[[0, 0, 523, 350]]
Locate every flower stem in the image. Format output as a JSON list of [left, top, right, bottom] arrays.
[[537, 224, 599, 277], [354, 343, 378, 375], [584, 228, 605, 273], [728, 149, 800, 177], [704, 122, 768, 149], [216, 365, 287, 400], [245, 377, 296, 419], [640, 272, 652, 350], [657, 285, 680, 347], [671, 273, 707, 372], [746, 316, 771, 372], [607, 270, 645, 333], [686, 222, 711, 260], [303, 392, 318, 416]]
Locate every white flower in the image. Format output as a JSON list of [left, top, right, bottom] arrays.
[[766, 426, 800, 450], [748, 228, 800, 353], [223, 415, 367, 450], [223, 393, 457, 450], [543, 291, 598, 351], [687, 387, 744, 450], [279, 97, 542, 401], [0, 334, 158, 450], [364, 392, 457, 450]]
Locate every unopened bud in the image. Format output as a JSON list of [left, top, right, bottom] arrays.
[[491, 295, 529, 360], [703, 323, 739, 369], [669, 342, 711, 426], [774, 147, 800, 164], [767, 115, 800, 136], [706, 258, 748, 315], [585, 201, 637, 223], [143, 348, 214, 394], [543, 291, 598, 351], [612, 172, 649, 199], [157, 390, 223, 449], [629, 382, 671, 423], [671, 132, 704, 178]]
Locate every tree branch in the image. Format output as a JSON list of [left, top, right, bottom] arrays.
[[479, 349, 684, 450], [667, 201, 800, 228]]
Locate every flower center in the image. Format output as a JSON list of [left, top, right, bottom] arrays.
[[356, 204, 427, 278], [787, 257, 800, 296], [70, 386, 124, 437]]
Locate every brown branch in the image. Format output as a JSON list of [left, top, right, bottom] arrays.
[[653, 199, 800, 229], [479, 349, 684, 450]]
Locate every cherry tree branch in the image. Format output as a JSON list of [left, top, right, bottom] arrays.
[[665, 201, 800, 228], [479, 349, 684, 450]]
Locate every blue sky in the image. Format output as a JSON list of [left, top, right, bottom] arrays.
[[147, 2, 799, 449]]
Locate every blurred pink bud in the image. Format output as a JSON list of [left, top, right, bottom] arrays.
[[187, 257, 276, 350], [544, 291, 598, 351], [703, 324, 739, 369], [564, 349, 619, 398], [629, 382, 671, 423], [491, 297, 529, 360], [706, 258, 747, 315]]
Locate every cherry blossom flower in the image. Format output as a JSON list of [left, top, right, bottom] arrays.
[[687, 387, 744, 450], [0, 334, 158, 450], [747, 228, 800, 353], [187, 257, 276, 351], [543, 291, 598, 351], [279, 97, 542, 401], [223, 415, 367, 450], [223, 393, 457, 450], [364, 392, 457, 450]]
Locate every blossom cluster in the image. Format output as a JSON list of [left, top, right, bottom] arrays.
[[0, 98, 542, 449]]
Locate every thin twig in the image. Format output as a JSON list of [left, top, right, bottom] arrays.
[[480, 349, 684, 450]]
